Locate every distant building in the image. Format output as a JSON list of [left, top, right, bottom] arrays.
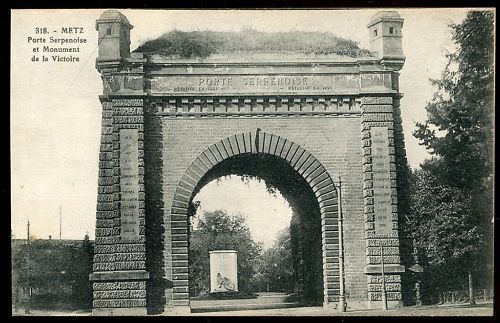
[[11, 237, 94, 312]]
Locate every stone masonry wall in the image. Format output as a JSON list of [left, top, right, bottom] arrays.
[[91, 98, 148, 314], [360, 96, 405, 307], [158, 114, 367, 307]]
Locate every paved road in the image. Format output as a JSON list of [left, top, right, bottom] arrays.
[[192, 302, 493, 316], [12, 301, 493, 316]]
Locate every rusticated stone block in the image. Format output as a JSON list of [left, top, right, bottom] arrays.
[[93, 290, 147, 299], [93, 281, 146, 291], [366, 255, 400, 265], [98, 177, 114, 186], [113, 116, 144, 124], [114, 261, 146, 270], [93, 299, 146, 308], [363, 189, 373, 197], [368, 275, 401, 284], [367, 283, 401, 292], [364, 211, 375, 220], [112, 99, 144, 107], [95, 236, 146, 245], [95, 219, 114, 230], [97, 202, 114, 211], [366, 246, 400, 256], [97, 194, 113, 203], [93, 262, 115, 271], [95, 228, 115, 237], [113, 107, 144, 115], [366, 239, 400, 247], [96, 211, 115, 220], [362, 156, 372, 164], [113, 244, 146, 253], [362, 113, 393, 122], [365, 222, 375, 230], [94, 254, 115, 263], [362, 105, 393, 113], [361, 97, 393, 105], [363, 172, 373, 180], [114, 253, 146, 262], [368, 291, 401, 301]]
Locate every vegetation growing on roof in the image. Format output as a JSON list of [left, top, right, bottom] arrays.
[[134, 29, 373, 58]]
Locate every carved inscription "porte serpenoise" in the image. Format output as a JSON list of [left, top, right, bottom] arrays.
[[120, 129, 140, 239], [371, 127, 393, 236], [150, 74, 364, 95]]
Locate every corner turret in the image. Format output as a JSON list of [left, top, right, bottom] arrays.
[[367, 11, 405, 70], [96, 10, 133, 62]]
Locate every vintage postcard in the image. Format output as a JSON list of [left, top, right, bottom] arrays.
[[11, 9, 494, 316]]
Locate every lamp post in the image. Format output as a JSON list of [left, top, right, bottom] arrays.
[[337, 175, 346, 312], [380, 245, 388, 310]]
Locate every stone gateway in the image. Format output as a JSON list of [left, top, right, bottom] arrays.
[[90, 10, 410, 315]]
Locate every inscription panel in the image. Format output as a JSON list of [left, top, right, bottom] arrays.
[[120, 129, 140, 239], [151, 74, 363, 95], [371, 127, 393, 236]]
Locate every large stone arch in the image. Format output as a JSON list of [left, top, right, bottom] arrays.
[[169, 130, 340, 309]]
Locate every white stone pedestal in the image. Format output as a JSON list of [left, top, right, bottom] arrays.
[[210, 250, 238, 293]]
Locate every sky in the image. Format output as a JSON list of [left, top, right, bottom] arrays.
[[11, 9, 474, 246]]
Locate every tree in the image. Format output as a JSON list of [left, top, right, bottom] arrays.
[[189, 210, 263, 295], [408, 166, 477, 301], [414, 11, 494, 189], [413, 11, 494, 305], [256, 228, 295, 293], [71, 234, 94, 309], [11, 236, 94, 310]]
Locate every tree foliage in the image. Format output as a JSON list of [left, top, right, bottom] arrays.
[[12, 235, 94, 310], [409, 167, 477, 268], [411, 10, 494, 300], [254, 228, 296, 293], [414, 10, 494, 190], [135, 30, 373, 58], [189, 210, 263, 296]]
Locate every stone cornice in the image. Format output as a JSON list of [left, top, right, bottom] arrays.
[[145, 96, 362, 117]]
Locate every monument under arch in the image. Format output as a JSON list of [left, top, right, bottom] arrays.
[[90, 10, 410, 315]]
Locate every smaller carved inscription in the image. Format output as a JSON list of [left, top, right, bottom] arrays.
[[371, 127, 393, 236], [120, 129, 140, 239]]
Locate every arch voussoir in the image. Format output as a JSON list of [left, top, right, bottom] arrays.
[[208, 144, 224, 163], [193, 157, 210, 174], [242, 132, 253, 154], [269, 134, 280, 155], [169, 132, 340, 311], [229, 135, 240, 155], [215, 141, 230, 159], [290, 146, 306, 168], [298, 154, 316, 175], [306, 165, 327, 183], [200, 151, 216, 168], [274, 136, 286, 156], [222, 137, 235, 157], [295, 151, 312, 173], [235, 133, 247, 154], [319, 197, 338, 208]]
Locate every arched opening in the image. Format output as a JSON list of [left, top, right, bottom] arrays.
[[169, 131, 340, 311], [188, 153, 324, 308]]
